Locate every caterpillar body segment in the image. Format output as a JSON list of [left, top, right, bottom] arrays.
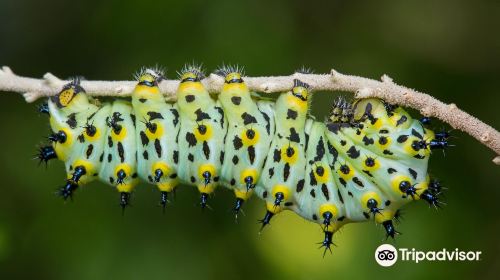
[[37, 66, 449, 253], [217, 70, 275, 213], [98, 100, 139, 208], [255, 80, 311, 227], [175, 67, 227, 208], [131, 71, 180, 206], [47, 81, 109, 198]]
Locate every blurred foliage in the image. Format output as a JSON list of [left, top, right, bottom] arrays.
[[0, 0, 499, 279]]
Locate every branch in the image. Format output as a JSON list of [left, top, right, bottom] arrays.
[[1, 66, 499, 164]]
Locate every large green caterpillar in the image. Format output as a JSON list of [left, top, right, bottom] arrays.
[[36, 65, 446, 254]]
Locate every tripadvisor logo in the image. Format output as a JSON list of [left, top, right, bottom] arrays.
[[375, 244, 482, 267]]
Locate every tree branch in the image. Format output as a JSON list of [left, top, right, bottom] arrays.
[[1, 65, 499, 164]]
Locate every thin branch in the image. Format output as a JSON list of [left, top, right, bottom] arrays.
[[1, 65, 499, 164]]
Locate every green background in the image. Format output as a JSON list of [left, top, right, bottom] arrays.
[[0, 0, 499, 279]]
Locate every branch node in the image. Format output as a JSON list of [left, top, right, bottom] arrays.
[[23, 92, 39, 103], [330, 69, 340, 80], [1, 66, 13, 75], [448, 103, 458, 110], [381, 74, 393, 84], [355, 87, 373, 98], [480, 132, 491, 143], [493, 156, 500, 165], [43, 72, 63, 88]]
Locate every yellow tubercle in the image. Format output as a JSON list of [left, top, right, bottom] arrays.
[[337, 163, 354, 181], [111, 126, 127, 142], [235, 189, 253, 200], [285, 94, 308, 113], [281, 144, 299, 164], [314, 164, 330, 184], [178, 81, 205, 95], [117, 183, 137, 193], [375, 209, 395, 224], [194, 123, 213, 141], [114, 163, 133, 178], [391, 175, 413, 195], [145, 122, 164, 139], [319, 204, 338, 218], [241, 129, 260, 146], [151, 162, 171, 177], [197, 184, 216, 194], [361, 191, 382, 210], [157, 180, 178, 192], [84, 128, 101, 142]]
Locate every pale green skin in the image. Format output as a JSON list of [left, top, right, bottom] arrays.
[[47, 75, 432, 234]]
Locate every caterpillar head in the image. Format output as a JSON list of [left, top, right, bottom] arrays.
[[291, 79, 310, 102], [215, 64, 245, 83], [52, 78, 85, 108], [179, 63, 205, 83], [134, 67, 165, 87]]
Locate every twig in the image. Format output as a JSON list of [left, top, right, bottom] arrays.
[[1, 66, 499, 164]]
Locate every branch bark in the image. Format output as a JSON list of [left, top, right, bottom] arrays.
[[1, 65, 499, 164]]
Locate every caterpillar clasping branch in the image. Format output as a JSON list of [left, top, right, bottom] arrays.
[[1, 65, 498, 164]]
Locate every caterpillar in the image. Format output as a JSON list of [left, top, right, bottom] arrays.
[[35, 65, 448, 254]]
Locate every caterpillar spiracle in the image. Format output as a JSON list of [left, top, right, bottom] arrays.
[[36, 65, 447, 254]]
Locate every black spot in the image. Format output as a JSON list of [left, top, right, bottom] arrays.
[[327, 142, 338, 164], [353, 177, 364, 187], [273, 149, 281, 162], [284, 202, 293, 207], [190, 176, 196, 183], [346, 146, 360, 159], [139, 98, 147, 103], [337, 189, 344, 203], [140, 131, 149, 146], [109, 177, 114, 184], [312, 138, 325, 162], [260, 111, 271, 134], [132, 173, 138, 178], [230, 178, 236, 185], [173, 150, 179, 164], [86, 144, 93, 159], [362, 170, 373, 177], [365, 157, 375, 167], [379, 136, 388, 145], [195, 109, 211, 122], [77, 134, 85, 143], [148, 175, 153, 182], [268, 167, 274, 178], [385, 200, 391, 206], [362, 136, 374, 145], [327, 123, 340, 134], [284, 163, 290, 182], [414, 154, 425, 159], [321, 184, 330, 200], [215, 106, 224, 128], [117, 142, 125, 163], [379, 129, 389, 134], [185, 95, 195, 102], [312, 214, 318, 220], [348, 191, 353, 197], [408, 168, 418, 180], [248, 146, 256, 164], [263, 191, 268, 198], [310, 170, 318, 186], [296, 179, 305, 193], [288, 127, 300, 143], [411, 128, 423, 139], [339, 177, 347, 187], [130, 114, 136, 126], [340, 165, 350, 175], [214, 176, 219, 182], [396, 115, 408, 126], [241, 112, 257, 125], [108, 136, 114, 148], [143, 150, 149, 160], [107, 154, 112, 162], [397, 135, 409, 143], [202, 141, 210, 160], [66, 113, 77, 129], [286, 109, 298, 120], [340, 140, 347, 146], [147, 111, 164, 121], [305, 133, 310, 152], [186, 132, 197, 147], [337, 216, 346, 221], [363, 212, 370, 219], [231, 96, 241, 105], [188, 153, 194, 162], [154, 139, 162, 157], [219, 151, 224, 165], [233, 136, 243, 150], [99, 153, 104, 162], [383, 149, 394, 155], [310, 189, 316, 198], [387, 168, 397, 174], [232, 155, 239, 165], [170, 109, 179, 127]]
